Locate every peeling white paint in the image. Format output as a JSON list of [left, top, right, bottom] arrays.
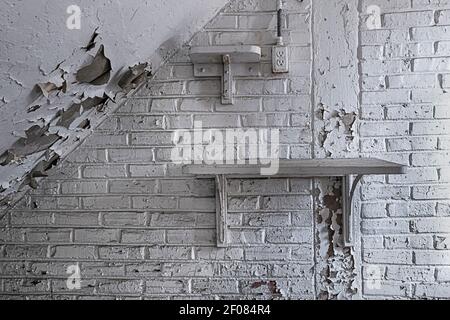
[[0, 0, 229, 205]]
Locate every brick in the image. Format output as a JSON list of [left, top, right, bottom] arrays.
[[192, 279, 239, 294], [4, 279, 49, 294], [383, 11, 434, 28], [145, 81, 186, 96], [228, 229, 265, 244], [82, 262, 124, 277], [436, 267, 450, 281], [363, 281, 410, 297], [195, 247, 243, 260], [98, 280, 143, 294], [162, 262, 214, 277], [386, 137, 437, 151], [53, 212, 100, 226], [84, 134, 127, 148], [244, 246, 290, 261], [74, 229, 119, 243], [385, 235, 434, 249], [415, 283, 450, 299], [132, 196, 177, 210], [148, 246, 192, 260], [362, 203, 388, 219], [149, 212, 214, 228], [179, 197, 215, 211], [412, 120, 450, 135], [362, 219, 411, 235], [194, 114, 240, 128], [166, 229, 215, 245], [124, 263, 162, 276], [102, 212, 146, 227], [60, 181, 107, 194], [412, 152, 450, 167], [384, 42, 433, 59], [415, 251, 450, 265], [121, 230, 165, 244], [129, 164, 166, 177], [412, 26, 450, 41], [83, 165, 127, 178], [261, 195, 311, 210], [4, 245, 48, 259], [360, 121, 409, 137], [108, 148, 153, 163], [360, 184, 410, 200], [186, 79, 221, 95], [361, 60, 411, 75], [389, 168, 438, 184], [434, 235, 450, 250], [130, 132, 174, 146], [109, 180, 157, 194], [386, 266, 435, 282], [360, 30, 409, 45], [160, 179, 214, 196], [362, 236, 384, 249], [265, 227, 312, 244], [11, 212, 52, 226], [26, 230, 71, 243], [413, 185, 450, 200], [120, 116, 165, 130], [50, 246, 96, 259], [361, 0, 410, 10], [67, 149, 107, 163], [82, 196, 131, 210], [98, 246, 144, 260], [389, 74, 437, 89], [363, 250, 413, 264], [146, 279, 188, 294], [241, 212, 291, 227]]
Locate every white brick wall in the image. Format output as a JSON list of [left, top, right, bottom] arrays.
[[1, 0, 450, 300], [359, 0, 450, 299], [0, 0, 317, 300]]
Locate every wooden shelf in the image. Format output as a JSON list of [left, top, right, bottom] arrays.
[[183, 158, 408, 248], [183, 158, 406, 177], [190, 45, 261, 64]]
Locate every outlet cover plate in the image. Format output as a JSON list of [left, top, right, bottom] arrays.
[[272, 45, 289, 73]]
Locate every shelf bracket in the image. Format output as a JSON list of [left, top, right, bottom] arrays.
[[216, 175, 228, 247], [342, 174, 363, 247], [189, 45, 261, 105], [222, 55, 233, 105]]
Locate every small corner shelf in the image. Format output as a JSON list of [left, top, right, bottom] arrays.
[[182, 158, 408, 248], [189, 45, 262, 105]]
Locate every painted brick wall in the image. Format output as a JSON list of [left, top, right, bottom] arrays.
[[0, 0, 318, 300], [359, 0, 450, 299], [2, 0, 450, 300]]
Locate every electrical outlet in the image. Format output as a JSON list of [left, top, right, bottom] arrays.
[[272, 45, 289, 73]]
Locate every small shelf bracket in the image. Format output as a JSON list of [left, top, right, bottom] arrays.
[[216, 175, 228, 247], [222, 55, 233, 105], [189, 46, 262, 105], [343, 174, 363, 247]]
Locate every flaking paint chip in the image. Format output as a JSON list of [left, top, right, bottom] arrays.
[[76, 45, 112, 85]]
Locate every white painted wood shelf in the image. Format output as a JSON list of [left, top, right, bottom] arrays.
[[183, 158, 408, 248]]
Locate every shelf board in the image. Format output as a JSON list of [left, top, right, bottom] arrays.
[[182, 158, 407, 178], [190, 45, 262, 64]]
